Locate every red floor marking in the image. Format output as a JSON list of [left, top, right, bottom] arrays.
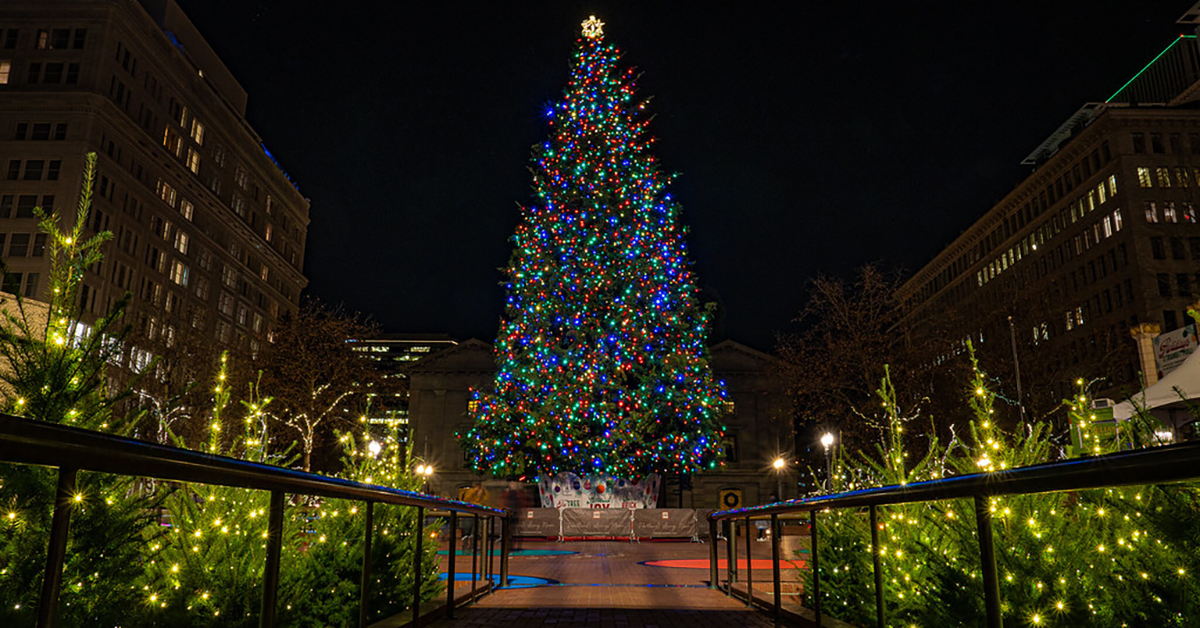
[[644, 559, 806, 570]]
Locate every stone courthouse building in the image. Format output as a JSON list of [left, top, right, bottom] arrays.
[[402, 338, 795, 510]]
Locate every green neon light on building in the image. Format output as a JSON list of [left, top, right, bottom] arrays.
[[1107, 35, 1198, 103]]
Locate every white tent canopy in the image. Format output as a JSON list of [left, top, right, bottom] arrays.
[[1113, 347, 1200, 420]]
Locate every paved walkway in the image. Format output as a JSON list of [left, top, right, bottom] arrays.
[[430, 536, 810, 627]]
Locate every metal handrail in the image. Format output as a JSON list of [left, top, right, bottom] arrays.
[[706, 439, 1200, 628], [0, 413, 513, 628]]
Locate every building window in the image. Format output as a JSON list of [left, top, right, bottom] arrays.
[[195, 276, 209, 301], [1137, 167, 1152, 188], [232, 195, 245, 217], [22, 160, 43, 180], [186, 148, 200, 174], [1114, 208, 1123, 232], [0, 60, 10, 84], [1096, 182, 1106, 204], [1132, 132, 1146, 153], [169, 260, 189, 287], [1145, 201, 1158, 223], [234, 167, 248, 189], [190, 119, 204, 145], [9, 233, 29, 256], [174, 231, 188, 254], [1164, 202, 1178, 223], [218, 291, 234, 315], [720, 434, 738, 463], [1151, 133, 1165, 153], [180, 199, 194, 221], [1152, 237, 1165, 260], [1108, 174, 1118, 196], [1184, 202, 1198, 224], [1178, 168, 1192, 188], [1156, 167, 1171, 187], [2, 271, 22, 294], [221, 265, 237, 288], [1165, 310, 1179, 331], [156, 179, 177, 207], [1172, 237, 1187, 260]]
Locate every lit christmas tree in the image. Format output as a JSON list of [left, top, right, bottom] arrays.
[[463, 16, 727, 481]]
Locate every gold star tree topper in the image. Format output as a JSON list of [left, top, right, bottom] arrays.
[[581, 15, 604, 38]]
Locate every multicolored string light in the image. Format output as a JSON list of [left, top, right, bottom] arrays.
[[462, 17, 727, 480]]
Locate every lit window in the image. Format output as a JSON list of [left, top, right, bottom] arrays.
[[260, 265, 269, 281], [0, 60, 10, 84], [169, 260, 189, 287], [232, 195, 245, 217], [1164, 201, 1178, 223], [190, 119, 205, 145], [1137, 167, 1152, 188], [156, 179, 176, 207], [1087, 190, 1095, 211], [1177, 168, 1191, 188], [1108, 174, 1118, 197], [1183, 202, 1197, 223], [1097, 183, 1106, 204], [1114, 208, 1123, 231], [174, 230, 189, 254], [180, 199, 194, 221], [186, 148, 200, 174], [221, 265, 237, 288], [1102, 216, 1112, 238], [1145, 201, 1158, 223], [218, 292, 234, 315], [1157, 167, 1172, 187]]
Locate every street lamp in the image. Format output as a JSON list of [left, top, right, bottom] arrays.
[[772, 457, 786, 501], [820, 432, 835, 491], [415, 463, 434, 493], [368, 440, 382, 457]]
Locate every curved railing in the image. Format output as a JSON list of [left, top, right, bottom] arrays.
[[0, 413, 511, 628], [708, 439, 1200, 628]]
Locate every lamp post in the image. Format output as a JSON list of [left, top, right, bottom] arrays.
[[415, 463, 434, 494], [772, 457, 786, 500], [820, 432, 835, 492]]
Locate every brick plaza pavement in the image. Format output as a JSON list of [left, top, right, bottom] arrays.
[[429, 536, 810, 627]]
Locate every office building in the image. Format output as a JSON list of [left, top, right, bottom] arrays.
[[898, 27, 1200, 423], [0, 0, 309, 368]]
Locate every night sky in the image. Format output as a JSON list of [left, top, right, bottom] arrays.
[[176, 1, 1185, 351]]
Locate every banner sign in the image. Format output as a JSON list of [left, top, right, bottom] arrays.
[[631, 508, 698, 539], [512, 508, 561, 537], [1154, 323, 1197, 379], [538, 472, 660, 509]]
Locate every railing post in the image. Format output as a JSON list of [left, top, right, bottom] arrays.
[[36, 466, 77, 628], [870, 505, 885, 628], [727, 519, 737, 590], [499, 513, 510, 588], [358, 502, 375, 628], [744, 515, 753, 606], [974, 495, 1003, 628], [708, 517, 719, 590], [260, 490, 285, 628], [483, 517, 492, 583], [446, 510, 457, 618], [412, 505, 425, 627], [811, 510, 821, 627], [488, 516, 496, 583], [471, 514, 479, 595], [771, 514, 782, 625]]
